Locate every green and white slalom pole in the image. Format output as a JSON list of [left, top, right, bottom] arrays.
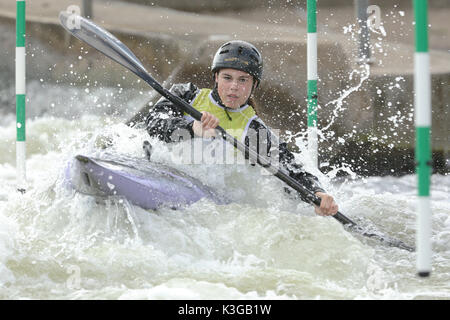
[[307, 0, 318, 167], [16, 0, 26, 193], [414, 0, 432, 277]]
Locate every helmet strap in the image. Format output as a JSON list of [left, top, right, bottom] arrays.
[[212, 81, 226, 108]]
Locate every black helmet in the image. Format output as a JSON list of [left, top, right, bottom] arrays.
[[211, 40, 263, 83]]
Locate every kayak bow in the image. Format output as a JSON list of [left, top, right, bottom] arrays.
[[65, 154, 228, 210]]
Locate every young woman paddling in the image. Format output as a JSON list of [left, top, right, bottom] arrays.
[[145, 40, 338, 216]]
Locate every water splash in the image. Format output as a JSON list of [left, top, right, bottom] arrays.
[[322, 62, 371, 133]]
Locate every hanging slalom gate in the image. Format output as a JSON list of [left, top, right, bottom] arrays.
[[307, 0, 318, 168], [306, 0, 432, 276], [16, 0, 26, 193], [14, 0, 432, 276], [413, 0, 432, 278]]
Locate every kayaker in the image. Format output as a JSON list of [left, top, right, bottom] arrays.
[[145, 40, 338, 216]]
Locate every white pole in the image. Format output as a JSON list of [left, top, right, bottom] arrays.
[[307, 0, 318, 168], [16, 0, 27, 193], [414, 0, 432, 277]]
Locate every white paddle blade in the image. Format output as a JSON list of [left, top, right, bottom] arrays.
[[59, 10, 148, 76]]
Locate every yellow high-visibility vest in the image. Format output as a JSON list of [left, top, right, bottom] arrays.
[[185, 89, 258, 143]]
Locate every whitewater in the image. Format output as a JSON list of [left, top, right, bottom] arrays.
[[0, 78, 448, 300]]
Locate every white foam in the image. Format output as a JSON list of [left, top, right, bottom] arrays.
[[0, 212, 17, 286]]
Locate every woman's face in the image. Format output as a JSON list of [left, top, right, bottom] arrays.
[[215, 68, 254, 109]]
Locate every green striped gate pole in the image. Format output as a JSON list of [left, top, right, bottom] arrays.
[[307, 0, 318, 167], [414, 0, 432, 277], [16, 0, 26, 192]]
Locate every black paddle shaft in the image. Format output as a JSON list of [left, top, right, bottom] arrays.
[[59, 12, 416, 251], [156, 70, 356, 226], [162, 89, 356, 226]]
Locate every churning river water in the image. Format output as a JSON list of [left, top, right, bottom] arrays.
[[0, 80, 449, 300]]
